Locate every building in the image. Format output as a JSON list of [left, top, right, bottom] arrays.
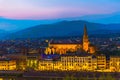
[[44, 25, 96, 55], [0, 59, 16, 70], [27, 56, 38, 70], [60, 55, 96, 71], [110, 56, 120, 72], [97, 55, 106, 70], [6, 54, 27, 71], [83, 25, 89, 52], [39, 60, 61, 71], [49, 44, 81, 54], [38, 54, 97, 71]]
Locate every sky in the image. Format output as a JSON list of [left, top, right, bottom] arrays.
[[0, 0, 120, 31]]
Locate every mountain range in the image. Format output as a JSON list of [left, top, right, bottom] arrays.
[[3, 20, 120, 39], [0, 12, 120, 31]]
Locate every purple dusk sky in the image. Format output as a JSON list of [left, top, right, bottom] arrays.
[[0, 0, 120, 20]]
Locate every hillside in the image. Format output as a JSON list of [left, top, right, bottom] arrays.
[[5, 20, 120, 39], [0, 30, 9, 39]]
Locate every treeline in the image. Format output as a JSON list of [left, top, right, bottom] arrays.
[[50, 73, 116, 80]]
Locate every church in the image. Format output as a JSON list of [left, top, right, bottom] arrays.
[[44, 25, 96, 55]]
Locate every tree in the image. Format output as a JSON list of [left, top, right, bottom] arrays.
[[63, 75, 70, 80], [105, 74, 115, 80]]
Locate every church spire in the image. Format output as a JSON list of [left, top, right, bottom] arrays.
[[83, 24, 89, 52], [83, 24, 89, 42], [84, 24, 87, 36]]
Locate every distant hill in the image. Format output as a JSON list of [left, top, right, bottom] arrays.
[[5, 20, 120, 39], [76, 12, 120, 24], [0, 30, 9, 39]]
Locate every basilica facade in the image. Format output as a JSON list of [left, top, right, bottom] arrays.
[[44, 25, 96, 54]]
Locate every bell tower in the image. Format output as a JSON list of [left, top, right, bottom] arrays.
[[83, 24, 89, 52]]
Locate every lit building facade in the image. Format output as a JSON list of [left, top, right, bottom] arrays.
[[97, 55, 106, 70], [38, 55, 97, 71], [0, 55, 120, 72], [60, 55, 97, 71], [39, 60, 61, 71], [27, 56, 38, 70], [0, 59, 16, 70], [110, 56, 120, 72], [49, 44, 82, 54]]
